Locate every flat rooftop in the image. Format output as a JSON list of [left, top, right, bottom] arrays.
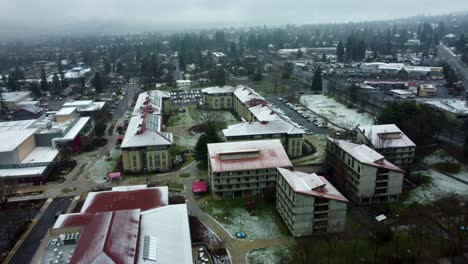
[[21, 147, 58, 164], [0, 128, 38, 152], [201, 86, 237, 94], [2, 91, 31, 102], [223, 119, 304, 137], [208, 139, 292, 173], [420, 99, 468, 115], [357, 124, 416, 148]]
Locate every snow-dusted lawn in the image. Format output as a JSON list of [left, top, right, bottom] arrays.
[[407, 169, 468, 204], [200, 198, 290, 240], [88, 148, 120, 184], [300, 95, 374, 128], [247, 247, 290, 264], [423, 149, 468, 181]]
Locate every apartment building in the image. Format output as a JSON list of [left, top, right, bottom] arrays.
[[326, 137, 404, 204], [355, 124, 416, 169], [207, 140, 292, 198], [276, 168, 348, 236], [222, 119, 305, 158], [201, 86, 237, 110], [121, 91, 173, 173]]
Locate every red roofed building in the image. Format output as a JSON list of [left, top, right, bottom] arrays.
[[326, 137, 404, 204], [32, 186, 192, 264], [80, 187, 169, 213], [208, 139, 292, 198], [276, 168, 348, 236]]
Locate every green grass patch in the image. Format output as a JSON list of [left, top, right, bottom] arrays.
[[168, 182, 184, 191], [180, 155, 194, 168], [168, 114, 182, 126], [179, 173, 191, 178], [61, 187, 77, 193], [170, 144, 187, 156], [432, 161, 462, 174]]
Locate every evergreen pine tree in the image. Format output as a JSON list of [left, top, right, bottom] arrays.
[[40, 66, 48, 93], [337, 41, 345, 63], [52, 73, 61, 95], [214, 67, 226, 87], [311, 66, 323, 94]]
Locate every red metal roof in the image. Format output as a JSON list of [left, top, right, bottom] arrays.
[[192, 181, 207, 193], [55, 209, 140, 264], [81, 188, 168, 213], [207, 140, 292, 173]]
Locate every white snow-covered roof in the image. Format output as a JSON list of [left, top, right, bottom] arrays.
[[0, 166, 47, 178], [121, 114, 172, 148], [357, 124, 416, 148], [223, 119, 304, 137], [63, 100, 93, 107], [20, 147, 58, 164], [0, 120, 35, 131], [111, 185, 148, 191], [420, 99, 468, 115], [132, 90, 168, 116], [234, 86, 264, 104], [138, 204, 193, 264], [278, 168, 348, 202], [201, 86, 237, 94], [17, 100, 39, 106], [62, 117, 90, 140], [2, 91, 31, 103], [329, 138, 403, 173], [248, 104, 282, 122], [56, 107, 76, 116], [0, 128, 38, 152]]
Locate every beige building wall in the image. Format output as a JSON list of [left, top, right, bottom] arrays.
[[276, 174, 347, 236], [17, 134, 36, 162], [122, 148, 171, 173], [326, 139, 404, 204], [287, 137, 303, 158]]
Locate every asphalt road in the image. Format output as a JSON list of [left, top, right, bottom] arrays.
[[113, 84, 135, 119], [10, 196, 74, 264], [267, 96, 329, 134], [438, 44, 468, 96]]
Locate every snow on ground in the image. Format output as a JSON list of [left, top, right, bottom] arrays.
[[247, 247, 290, 264], [88, 148, 120, 184], [300, 95, 374, 128], [209, 207, 288, 240], [407, 169, 468, 204], [423, 149, 468, 181]]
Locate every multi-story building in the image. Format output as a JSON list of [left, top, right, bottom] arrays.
[[276, 168, 348, 236], [326, 137, 404, 204], [121, 90, 173, 173], [3, 91, 32, 110], [207, 139, 292, 198], [418, 83, 437, 97], [31, 186, 192, 264], [0, 109, 91, 185], [222, 119, 304, 158], [201, 86, 237, 110], [355, 124, 416, 169]]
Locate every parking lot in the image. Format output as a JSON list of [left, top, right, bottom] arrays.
[[169, 89, 202, 106], [268, 96, 329, 135]]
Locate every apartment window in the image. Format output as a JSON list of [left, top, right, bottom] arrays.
[[357, 166, 360, 173]]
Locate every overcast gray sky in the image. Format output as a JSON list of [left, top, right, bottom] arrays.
[[1, 0, 467, 32]]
